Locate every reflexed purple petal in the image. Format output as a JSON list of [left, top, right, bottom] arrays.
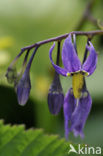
[[17, 71, 31, 106], [71, 90, 92, 138], [48, 92, 64, 115], [82, 42, 98, 76], [49, 43, 68, 76], [62, 34, 81, 73], [63, 88, 76, 139]]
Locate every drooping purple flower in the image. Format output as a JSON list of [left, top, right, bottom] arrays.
[[14, 49, 30, 89], [49, 34, 97, 139], [48, 72, 64, 115], [48, 41, 64, 115], [49, 34, 97, 99], [16, 47, 38, 105]]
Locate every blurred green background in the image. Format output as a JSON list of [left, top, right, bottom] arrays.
[[0, 0, 103, 147]]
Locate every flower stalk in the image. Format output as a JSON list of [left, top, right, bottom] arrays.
[[21, 30, 103, 52]]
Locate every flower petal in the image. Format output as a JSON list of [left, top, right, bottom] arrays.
[[62, 34, 81, 73], [49, 43, 69, 76], [71, 90, 92, 138], [63, 88, 76, 139], [82, 42, 98, 76]]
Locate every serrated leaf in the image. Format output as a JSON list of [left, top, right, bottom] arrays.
[[0, 120, 72, 156]]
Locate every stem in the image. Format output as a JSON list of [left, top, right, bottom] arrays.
[[76, 0, 103, 30], [86, 13, 98, 28], [19, 49, 30, 75], [73, 34, 77, 54], [25, 46, 39, 73], [21, 30, 103, 52], [82, 38, 91, 91], [82, 38, 91, 64], [54, 41, 61, 79], [76, 0, 96, 30], [52, 41, 63, 91], [56, 41, 61, 65], [9, 49, 25, 68], [23, 50, 30, 65]]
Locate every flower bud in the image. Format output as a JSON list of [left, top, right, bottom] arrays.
[[16, 70, 31, 106], [16, 47, 38, 105], [48, 73, 64, 115], [5, 66, 17, 84]]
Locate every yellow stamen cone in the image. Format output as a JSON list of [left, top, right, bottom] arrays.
[[72, 73, 84, 99]]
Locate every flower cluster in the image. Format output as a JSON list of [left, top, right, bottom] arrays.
[[6, 47, 38, 105], [6, 33, 98, 140], [49, 34, 97, 139]]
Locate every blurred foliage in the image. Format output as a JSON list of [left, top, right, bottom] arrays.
[[0, 0, 103, 148]]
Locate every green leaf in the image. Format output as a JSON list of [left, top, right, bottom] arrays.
[[0, 120, 71, 156]]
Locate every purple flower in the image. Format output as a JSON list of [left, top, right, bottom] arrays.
[[48, 41, 64, 115], [48, 72, 64, 115], [64, 88, 92, 139], [49, 35, 97, 78], [49, 34, 97, 139], [16, 47, 38, 105]]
